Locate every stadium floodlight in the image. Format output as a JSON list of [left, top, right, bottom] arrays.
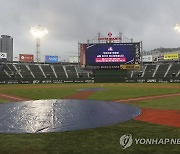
[[174, 24, 180, 32], [30, 25, 48, 62]]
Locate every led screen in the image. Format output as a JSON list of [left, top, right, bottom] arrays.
[[86, 43, 137, 66], [45, 56, 58, 63]]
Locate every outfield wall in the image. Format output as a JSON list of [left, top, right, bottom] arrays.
[[1, 77, 180, 84], [93, 69, 127, 83], [0, 78, 94, 84], [126, 78, 180, 83]]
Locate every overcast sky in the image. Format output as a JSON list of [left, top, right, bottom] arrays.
[[0, 0, 180, 61]]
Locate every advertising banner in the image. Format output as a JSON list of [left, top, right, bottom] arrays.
[[0, 52, 7, 59], [45, 55, 58, 63], [142, 55, 153, 62], [19, 54, 34, 62], [164, 54, 179, 60], [120, 64, 140, 70], [69, 56, 79, 63]]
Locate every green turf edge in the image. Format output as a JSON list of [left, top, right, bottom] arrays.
[[0, 120, 179, 154], [0, 98, 9, 103], [128, 96, 180, 110]]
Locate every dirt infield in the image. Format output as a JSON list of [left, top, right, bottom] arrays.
[[65, 91, 96, 99], [134, 108, 180, 128], [0, 93, 31, 102], [113, 94, 180, 128], [63, 91, 180, 128]]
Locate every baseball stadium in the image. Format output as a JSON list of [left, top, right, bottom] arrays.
[[0, 33, 180, 153]]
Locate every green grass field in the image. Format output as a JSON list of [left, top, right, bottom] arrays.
[[0, 98, 8, 103], [0, 83, 179, 153]]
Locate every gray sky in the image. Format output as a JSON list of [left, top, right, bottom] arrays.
[[0, 0, 180, 61]]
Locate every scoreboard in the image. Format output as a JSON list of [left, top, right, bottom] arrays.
[[80, 43, 141, 69]]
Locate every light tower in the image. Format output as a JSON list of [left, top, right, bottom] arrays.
[[30, 25, 48, 62]]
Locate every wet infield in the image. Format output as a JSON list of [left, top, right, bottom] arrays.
[[0, 99, 141, 133]]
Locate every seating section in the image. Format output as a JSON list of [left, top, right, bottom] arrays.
[[1, 62, 180, 82], [53, 65, 67, 78], [41, 65, 56, 78], [127, 63, 180, 80], [15, 64, 33, 79], [0, 71, 9, 79], [28, 65, 44, 78], [166, 64, 180, 78], [126, 71, 132, 78], [3, 64, 12, 78], [154, 64, 169, 78], [143, 65, 156, 78], [0, 64, 9, 79], [65, 66, 78, 78], [3, 64, 11, 73], [78, 72, 89, 78], [132, 71, 143, 78], [6, 63, 21, 78]]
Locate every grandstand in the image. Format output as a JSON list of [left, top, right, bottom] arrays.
[[41, 65, 56, 78], [1, 61, 180, 83], [143, 65, 156, 78], [165, 63, 180, 78], [128, 63, 180, 82], [28, 64, 45, 79], [0, 62, 92, 83], [65, 66, 78, 78], [154, 64, 169, 79], [53, 65, 67, 78], [6, 63, 21, 78], [15, 63, 34, 79]]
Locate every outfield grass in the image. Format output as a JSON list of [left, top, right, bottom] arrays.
[[0, 98, 8, 103], [0, 83, 180, 101], [0, 120, 179, 154], [0, 83, 179, 153], [130, 96, 180, 110], [88, 86, 180, 100], [0, 87, 77, 100]]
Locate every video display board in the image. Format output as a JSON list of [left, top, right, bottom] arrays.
[[45, 55, 58, 63], [85, 43, 140, 66]]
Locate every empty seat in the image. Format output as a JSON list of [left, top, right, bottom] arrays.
[[28, 65, 44, 78], [41, 65, 56, 78], [53, 65, 67, 78]]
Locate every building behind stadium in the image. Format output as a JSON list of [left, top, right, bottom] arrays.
[[0, 35, 13, 62]]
